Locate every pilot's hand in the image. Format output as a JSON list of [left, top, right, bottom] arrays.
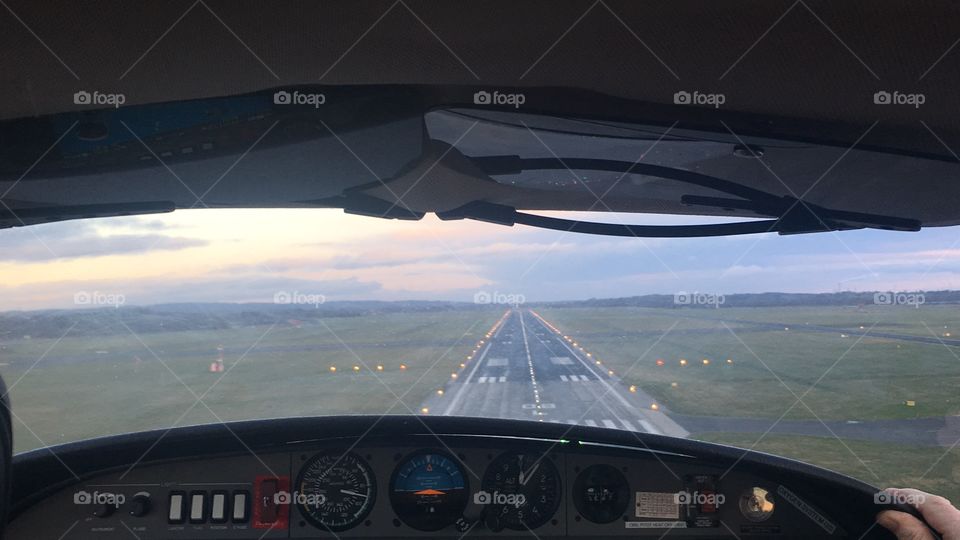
[[877, 488, 960, 540]]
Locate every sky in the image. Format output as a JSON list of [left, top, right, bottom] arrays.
[[1, 208, 959, 311]]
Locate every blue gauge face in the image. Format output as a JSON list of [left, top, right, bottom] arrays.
[[389, 451, 469, 531]]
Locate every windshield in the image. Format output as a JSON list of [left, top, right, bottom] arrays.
[[1, 209, 958, 503]]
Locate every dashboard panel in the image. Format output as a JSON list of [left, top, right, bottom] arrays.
[[5, 416, 902, 539]]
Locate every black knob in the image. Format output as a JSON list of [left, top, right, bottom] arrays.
[[128, 494, 151, 517], [92, 503, 114, 518], [485, 513, 504, 532]]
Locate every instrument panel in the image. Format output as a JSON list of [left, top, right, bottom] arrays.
[[6, 427, 856, 539]]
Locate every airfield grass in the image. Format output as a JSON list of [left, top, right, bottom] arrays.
[[536, 306, 960, 421], [2, 304, 957, 500], [697, 433, 960, 503], [0, 309, 502, 453]]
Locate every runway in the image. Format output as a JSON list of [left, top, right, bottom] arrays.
[[423, 308, 689, 438]]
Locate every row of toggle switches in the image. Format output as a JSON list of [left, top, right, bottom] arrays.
[[168, 490, 249, 524]]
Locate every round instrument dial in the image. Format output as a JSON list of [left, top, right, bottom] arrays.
[[572, 464, 629, 524], [390, 451, 469, 531], [739, 487, 775, 522], [480, 451, 561, 531], [296, 451, 377, 532]]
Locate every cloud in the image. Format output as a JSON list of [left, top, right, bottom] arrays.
[[0, 221, 207, 262], [3, 208, 960, 310], [724, 265, 765, 276]]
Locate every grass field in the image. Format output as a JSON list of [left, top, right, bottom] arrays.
[[1, 304, 957, 501], [698, 433, 960, 503], [536, 305, 960, 421], [0, 309, 502, 453]]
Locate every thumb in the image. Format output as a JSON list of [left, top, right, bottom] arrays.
[[878, 510, 936, 540]]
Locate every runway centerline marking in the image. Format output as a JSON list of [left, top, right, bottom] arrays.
[[518, 309, 543, 418]]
